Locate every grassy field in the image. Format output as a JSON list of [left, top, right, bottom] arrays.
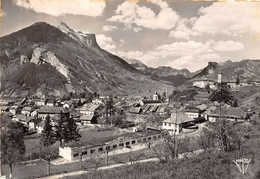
[[23, 127, 123, 158], [233, 86, 260, 111]]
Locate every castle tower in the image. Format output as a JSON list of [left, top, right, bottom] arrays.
[[153, 91, 159, 100], [218, 73, 223, 83]]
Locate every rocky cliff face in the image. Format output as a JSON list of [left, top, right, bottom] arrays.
[[30, 47, 71, 81], [57, 22, 99, 48]]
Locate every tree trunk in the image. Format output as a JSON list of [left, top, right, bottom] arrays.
[[106, 153, 109, 166], [9, 164, 13, 179], [60, 139, 63, 147], [47, 161, 50, 175]]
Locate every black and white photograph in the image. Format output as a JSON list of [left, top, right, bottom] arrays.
[[1, 0, 260, 178]]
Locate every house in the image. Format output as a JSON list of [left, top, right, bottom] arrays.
[[142, 99, 161, 105], [207, 107, 247, 122], [99, 95, 110, 100], [59, 130, 162, 161], [240, 82, 250, 86], [36, 121, 44, 133], [129, 107, 142, 114], [1, 106, 10, 113], [34, 99, 47, 106], [0, 100, 9, 106], [157, 106, 166, 115], [9, 105, 19, 115], [161, 113, 195, 135], [79, 103, 100, 115], [193, 79, 215, 89], [15, 114, 29, 125], [63, 100, 73, 109], [196, 104, 208, 111], [46, 99, 55, 107], [21, 106, 32, 116], [79, 114, 97, 125], [28, 118, 42, 131], [38, 106, 65, 120], [226, 82, 237, 88], [201, 106, 216, 120], [92, 98, 103, 105], [30, 110, 38, 117], [182, 106, 201, 119]]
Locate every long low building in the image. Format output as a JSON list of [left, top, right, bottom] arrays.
[[59, 130, 162, 161], [207, 107, 247, 122]]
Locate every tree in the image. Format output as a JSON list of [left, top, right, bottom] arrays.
[[106, 114, 123, 126], [41, 115, 56, 147], [1, 121, 25, 179], [77, 99, 83, 107], [203, 120, 244, 152], [79, 92, 86, 98], [105, 95, 114, 125], [145, 132, 190, 163], [205, 84, 210, 93], [64, 117, 81, 143], [40, 115, 56, 175], [209, 84, 234, 105], [236, 76, 240, 85], [55, 112, 66, 147], [163, 91, 167, 98], [55, 112, 81, 146], [232, 99, 238, 107]]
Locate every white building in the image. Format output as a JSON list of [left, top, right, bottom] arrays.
[[21, 106, 32, 116], [193, 79, 215, 89], [182, 106, 201, 119], [207, 107, 247, 122], [80, 103, 100, 115], [59, 131, 162, 161], [162, 113, 195, 135]]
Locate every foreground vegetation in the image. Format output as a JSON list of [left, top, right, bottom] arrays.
[[66, 116, 260, 179]]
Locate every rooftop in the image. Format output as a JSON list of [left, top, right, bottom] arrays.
[[80, 114, 94, 121], [64, 130, 161, 149], [182, 106, 200, 113], [22, 106, 32, 111], [38, 106, 63, 114], [143, 99, 162, 104], [209, 107, 246, 118], [163, 113, 195, 125], [80, 103, 100, 111]]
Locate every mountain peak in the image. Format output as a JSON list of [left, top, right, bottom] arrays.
[[58, 21, 72, 33], [57, 22, 99, 48]]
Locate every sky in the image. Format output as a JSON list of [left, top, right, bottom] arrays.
[[1, 0, 260, 72]]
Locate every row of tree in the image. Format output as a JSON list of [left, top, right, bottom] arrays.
[[41, 113, 81, 147], [1, 116, 26, 179], [40, 112, 81, 174]]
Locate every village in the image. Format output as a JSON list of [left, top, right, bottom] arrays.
[[1, 71, 260, 179]]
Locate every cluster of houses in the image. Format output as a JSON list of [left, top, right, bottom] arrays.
[[193, 73, 260, 89], [58, 100, 249, 161], [0, 96, 104, 134], [161, 104, 248, 134], [129, 101, 167, 116], [1, 89, 251, 162]]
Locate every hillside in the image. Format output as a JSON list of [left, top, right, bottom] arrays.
[[125, 58, 191, 78], [123, 58, 190, 86], [0, 22, 174, 98], [190, 60, 260, 82]]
